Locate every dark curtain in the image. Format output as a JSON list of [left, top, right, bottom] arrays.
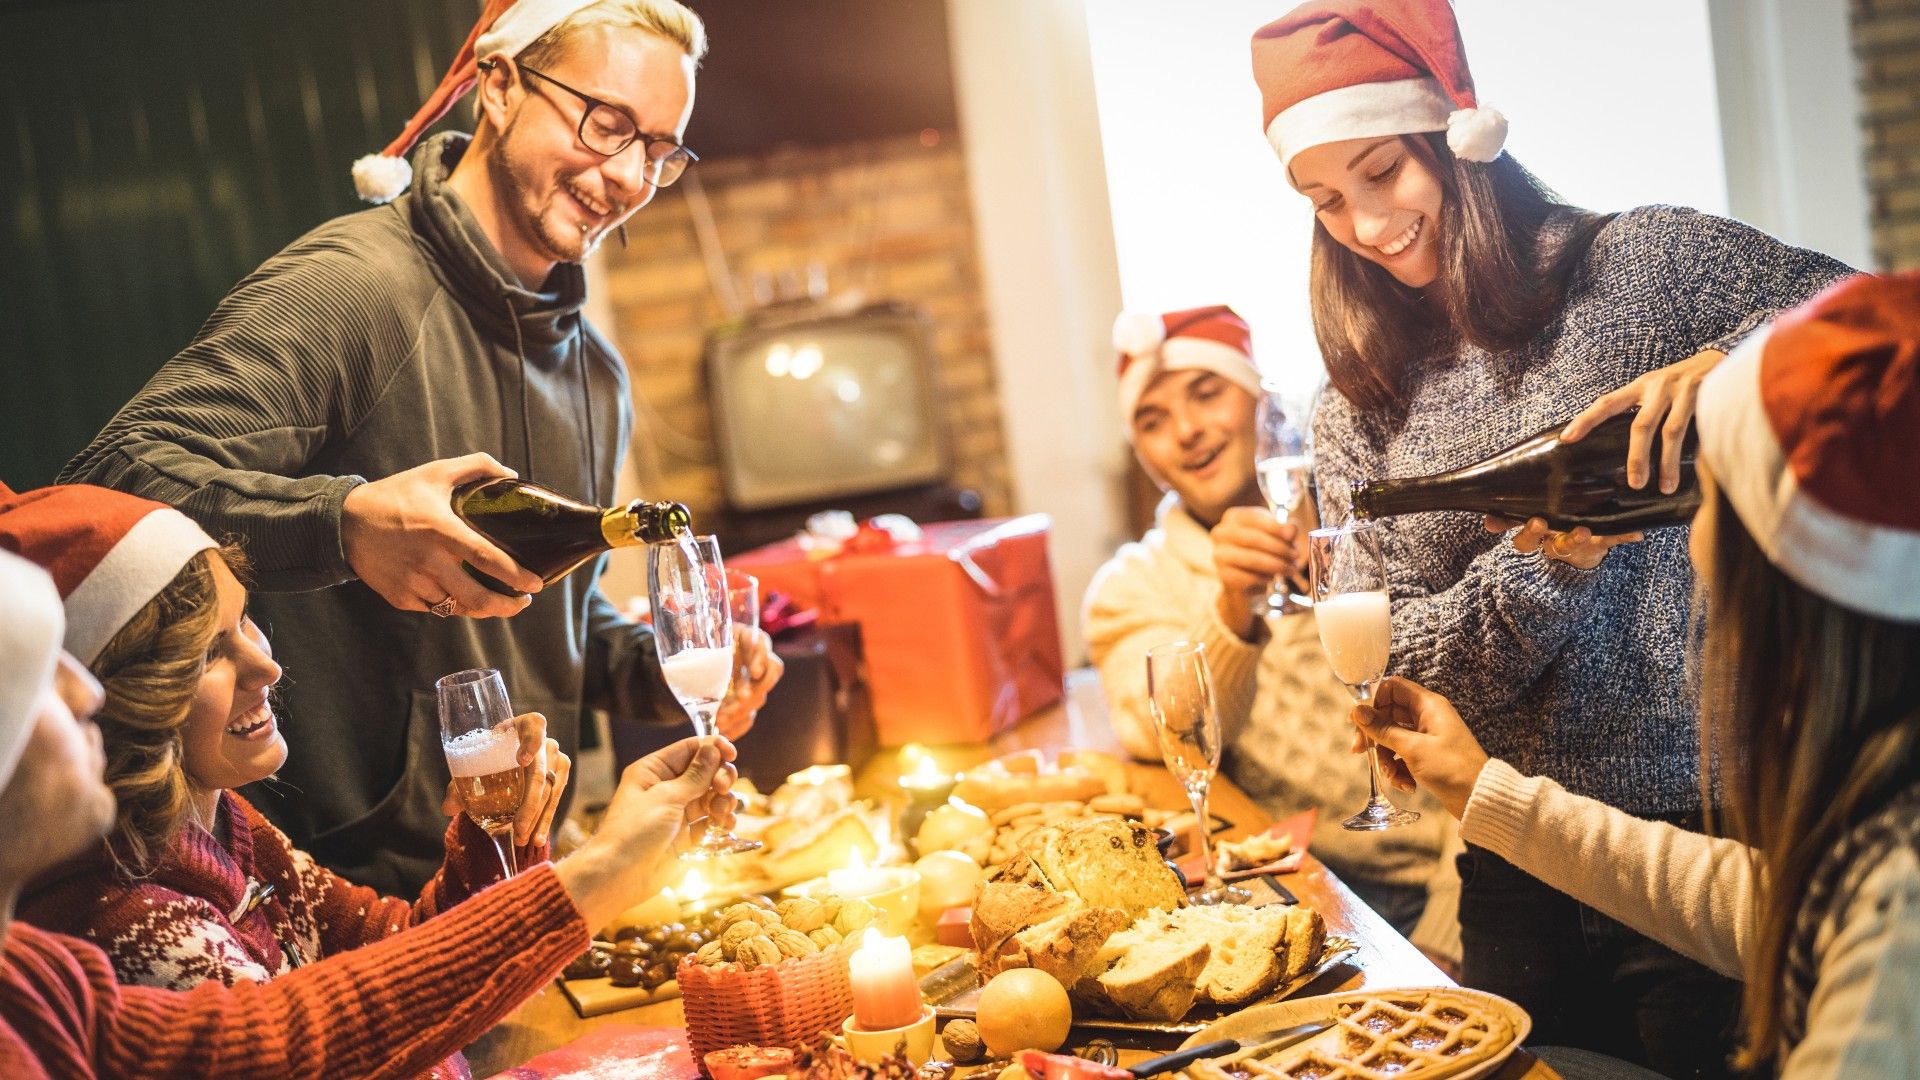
[[1, 0, 479, 487]]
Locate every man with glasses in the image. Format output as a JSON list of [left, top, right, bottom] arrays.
[[61, 0, 780, 894]]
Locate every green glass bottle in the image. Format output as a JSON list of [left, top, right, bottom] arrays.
[[451, 478, 694, 596]]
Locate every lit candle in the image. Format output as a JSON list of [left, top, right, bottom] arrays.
[[825, 852, 921, 933], [848, 928, 922, 1031], [828, 850, 891, 899]]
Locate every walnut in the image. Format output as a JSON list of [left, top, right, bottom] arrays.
[[778, 897, 829, 933], [738, 936, 783, 968], [808, 926, 843, 949], [694, 940, 727, 966], [721, 922, 765, 952], [941, 1019, 984, 1063], [771, 927, 819, 958], [832, 897, 877, 935]]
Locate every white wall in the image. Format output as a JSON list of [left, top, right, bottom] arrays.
[[1085, 0, 1735, 400], [947, 0, 1130, 666]]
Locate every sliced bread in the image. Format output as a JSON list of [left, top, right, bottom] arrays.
[[1161, 905, 1291, 1005], [1028, 818, 1186, 919], [1089, 920, 1209, 1022]]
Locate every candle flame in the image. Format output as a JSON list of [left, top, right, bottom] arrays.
[[846, 847, 869, 873], [858, 926, 886, 951], [900, 744, 947, 786], [679, 866, 710, 901]]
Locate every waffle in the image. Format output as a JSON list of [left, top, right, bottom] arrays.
[[1206, 991, 1515, 1080]]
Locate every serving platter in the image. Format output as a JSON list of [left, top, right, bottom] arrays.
[[1177, 987, 1531, 1080]]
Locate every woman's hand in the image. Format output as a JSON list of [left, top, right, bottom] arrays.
[[714, 627, 783, 740], [1561, 348, 1725, 494], [1483, 516, 1641, 571], [1349, 677, 1489, 820], [440, 710, 570, 847], [554, 736, 737, 930], [1210, 506, 1303, 639]]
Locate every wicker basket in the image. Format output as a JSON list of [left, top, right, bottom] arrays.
[[678, 944, 855, 1070]]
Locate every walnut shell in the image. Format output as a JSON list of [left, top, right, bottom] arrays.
[[777, 897, 829, 933], [832, 897, 876, 935], [808, 926, 843, 949], [942, 1019, 984, 1063], [720, 922, 764, 951], [771, 927, 819, 958], [738, 936, 783, 968], [694, 941, 727, 966]]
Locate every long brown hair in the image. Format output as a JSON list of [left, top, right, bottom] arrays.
[[1694, 483, 1920, 1067], [1309, 133, 1614, 419], [88, 543, 248, 876]]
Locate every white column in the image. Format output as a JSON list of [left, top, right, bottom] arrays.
[[1709, 0, 1873, 267], [947, 0, 1130, 665]]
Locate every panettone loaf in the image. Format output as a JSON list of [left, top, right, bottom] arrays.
[[1087, 921, 1209, 1022], [992, 818, 1185, 920]]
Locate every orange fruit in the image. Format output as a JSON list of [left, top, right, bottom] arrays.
[[976, 968, 1072, 1056]]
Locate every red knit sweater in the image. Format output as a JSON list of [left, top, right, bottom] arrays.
[[19, 791, 549, 1080], [0, 863, 586, 1078], [21, 791, 547, 987]]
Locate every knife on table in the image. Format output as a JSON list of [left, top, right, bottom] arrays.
[[1123, 1018, 1334, 1078]]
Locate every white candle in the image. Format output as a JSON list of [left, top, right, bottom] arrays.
[[847, 929, 922, 1030]]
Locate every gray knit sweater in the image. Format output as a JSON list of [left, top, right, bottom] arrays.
[[1311, 205, 1853, 816]]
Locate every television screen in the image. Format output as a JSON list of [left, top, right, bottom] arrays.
[[705, 304, 949, 510]]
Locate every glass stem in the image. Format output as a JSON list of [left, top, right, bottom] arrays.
[[1188, 784, 1219, 890], [1357, 683, 1392, 809], [490, 830, 519, 879]]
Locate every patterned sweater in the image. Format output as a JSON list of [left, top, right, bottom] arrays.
[[19, 791, 548, 1080], [1311, 206, 1853, 815], [1464, 762, 1920, 1078], [0, 862, 586, 1080]]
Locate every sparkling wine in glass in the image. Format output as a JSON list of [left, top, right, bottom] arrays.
[[1146, 641, 1251, 905], [1309, 523, 1420, 831], [649, 535, 761, 857], [436, 668, 527, 877], [1255, 389, 1314, 615]]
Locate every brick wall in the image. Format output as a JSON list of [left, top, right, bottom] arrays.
[[595, 132, 1013, 521], [1854, 0, 1920, 269]]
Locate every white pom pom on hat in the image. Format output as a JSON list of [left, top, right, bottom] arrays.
[[1254, 0, 1507, 169], [350, 0, 601, 203], [1446, 106, 1508, 163], [1111, 310, 1168, 358]]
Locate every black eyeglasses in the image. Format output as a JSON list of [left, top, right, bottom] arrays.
[[491, 61, 698, 188]]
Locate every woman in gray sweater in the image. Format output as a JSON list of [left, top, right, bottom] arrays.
[[1250, 2, 1852, 1075]]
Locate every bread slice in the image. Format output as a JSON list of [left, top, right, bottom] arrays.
[[970, 881, 1069, 966], [1089, 920, 1209, 1021], [1279, 905, 1327, 983], [970, 881, 1129, 986], [1162, 905, 1291, 1005]]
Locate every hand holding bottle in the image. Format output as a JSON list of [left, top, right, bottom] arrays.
[[342, 453, 545, 618], [1560, 348, 1726, 495], [1209, 506, 1305, 639], [1482, 516, 1642, 570], [1348, 676, 1489, 820]]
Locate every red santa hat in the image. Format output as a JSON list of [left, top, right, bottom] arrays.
[[1112, 305, 1263, 435], [1696, 273, 1920, 623], [0, 484, 218, 665], [351, 0, 608, 204], [1251, 0, 1507, 170], [0, 549, 63, 793]]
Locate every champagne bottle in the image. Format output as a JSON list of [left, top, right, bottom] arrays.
[[451, 478, 694, 596], [1350, 407, 1700, 532]]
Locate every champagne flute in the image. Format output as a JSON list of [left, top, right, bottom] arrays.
[[1308, 523, 1420, 831], [649, 535, 762, 857], [1254, 387, 1314, 615], [436, 668, 527, 878], [726, 569, 761, 693], [1146, 641, 1251, 905]]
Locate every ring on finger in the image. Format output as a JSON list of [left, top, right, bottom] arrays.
[[429, 595, 458, 618]]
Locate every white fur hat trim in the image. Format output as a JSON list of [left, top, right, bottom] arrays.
[[352, 154, 414, 205], [1446, 106, 1508, 163]]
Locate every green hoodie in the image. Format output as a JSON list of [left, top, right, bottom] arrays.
[[62, 132, 686, 894]]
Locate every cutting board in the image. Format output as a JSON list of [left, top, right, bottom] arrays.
[[483, 1024, 699, 1079], [556, 975, 683, 1019]]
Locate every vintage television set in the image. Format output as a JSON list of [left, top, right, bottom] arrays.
[[703, 301, 977, 550]]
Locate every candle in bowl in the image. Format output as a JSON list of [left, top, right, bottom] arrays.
[[847, 928, 923, 1031], [897, 745, 958, 843], [823, 861, 921, 935]]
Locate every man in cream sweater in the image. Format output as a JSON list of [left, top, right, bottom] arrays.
[[1082, 305, 1458, 965]]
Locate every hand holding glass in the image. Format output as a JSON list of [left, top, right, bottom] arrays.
[[1254, 389, 1314, 615], [1309, 523, 1419, 831], [649, 535, 760, 857], [436, 668, 527, 877], [1146, 641, 1250, 905]]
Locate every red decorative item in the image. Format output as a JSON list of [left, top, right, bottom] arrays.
[[482, 1024, 698, 1080], [732, 516, 1064, 746]]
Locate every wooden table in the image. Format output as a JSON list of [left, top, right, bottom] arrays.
[[469, 682, 1554, 1079]]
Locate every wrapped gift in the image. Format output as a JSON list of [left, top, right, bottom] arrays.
[[611, 623, 875, 789], [732, 516, 1064, 745]]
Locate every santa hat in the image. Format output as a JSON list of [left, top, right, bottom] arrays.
[[0, 485, 218, 665], [1251, 0, 1507, 170], [0, 549, 63, 793], [1696, 273, 1920, 623], [1112, 305, 1263, 434], [351, 0, 607, 203]]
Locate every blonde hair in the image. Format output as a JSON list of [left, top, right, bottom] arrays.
[[517, 0, 709, 69], [1694, 482, 1920, 1068], [89, 544, 247, 876]]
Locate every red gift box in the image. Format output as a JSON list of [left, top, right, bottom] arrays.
[[731, 516, 1064, 745]]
